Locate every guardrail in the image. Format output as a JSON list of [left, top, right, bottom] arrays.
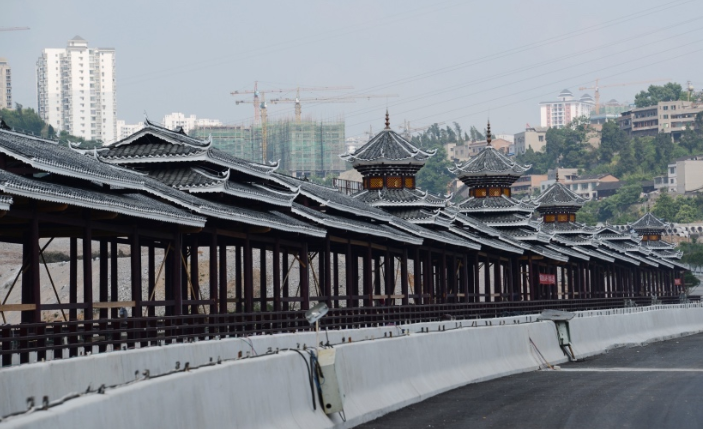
[[0, 296, 676, 367]]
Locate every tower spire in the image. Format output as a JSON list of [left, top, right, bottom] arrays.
[[385, 109, 390, 129], [486, 120, 492, 146]]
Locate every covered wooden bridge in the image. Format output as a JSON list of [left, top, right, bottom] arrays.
[[0, 117, 686, 365]]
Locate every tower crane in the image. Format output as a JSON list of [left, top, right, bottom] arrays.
[[578, 78, 670, 114], [0, 27, 30, 32], [269, 92, 398, 121], [231, 82, 353, 124], [397, 120, 445, 139]]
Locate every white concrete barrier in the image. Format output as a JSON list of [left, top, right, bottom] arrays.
[[3, 304, 703, 429]]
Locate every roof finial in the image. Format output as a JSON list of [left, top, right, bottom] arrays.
[[486, 120, 492, 146], [555, 169, 559, 183], [385, 109, 390, 129]]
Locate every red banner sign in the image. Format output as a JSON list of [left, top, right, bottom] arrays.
[[539, 273, 556, 285], [675, 278, 682, 286]]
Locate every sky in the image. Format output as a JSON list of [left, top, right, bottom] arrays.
[[2, 0, 703, 140]]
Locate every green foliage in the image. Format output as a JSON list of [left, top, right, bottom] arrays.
[[679, 242, 703, 268], [468, 126, 484, 142], [1, 103, 103, 147], [684, 271, 700, 289], [634, 83, 683, 108], [412, 124, 459, 196]]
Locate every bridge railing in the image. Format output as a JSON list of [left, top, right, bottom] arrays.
[[0, 297, 668, 367]]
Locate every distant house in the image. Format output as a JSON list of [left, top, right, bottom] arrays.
[[466, 138, 512, 156], [512, 174, 547, 196], [540, 169, 618, 201]]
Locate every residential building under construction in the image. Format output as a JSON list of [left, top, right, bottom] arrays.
[[191, 118, 346, 177]]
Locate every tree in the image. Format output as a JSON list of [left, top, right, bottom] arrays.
[[679, 124, 702, 154], [634, 83, 683, 108], [599, 120, 628, 164], [653, 192, 677, 221], [468, 126, 484, 142], [675, 204, 699, 223]]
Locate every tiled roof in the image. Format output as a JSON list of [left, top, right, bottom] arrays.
[[0, 129, 146, 188], [149, 167, 296, 207], [629, 212, 669, 231], [340, 129, 435, 165], [0, 169, 205, 227], [450, 145, 530, 176], [292, 203, 422, 244], [535, 181, 586, 208], [150, 166, 225, 189], [275, 174, 394, 222], [456, 195, 537, 213], [353, 188, 449, 207]]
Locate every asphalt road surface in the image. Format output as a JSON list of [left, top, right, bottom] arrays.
[[357, 333, 703, 429]]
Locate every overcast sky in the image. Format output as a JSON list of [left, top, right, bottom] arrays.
[[2, 0, 703, 139]]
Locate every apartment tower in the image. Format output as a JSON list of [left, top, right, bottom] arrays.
[[36, 36, 116, 142]]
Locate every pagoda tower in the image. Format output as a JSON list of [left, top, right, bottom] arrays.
[[451, 122, 537, 230], [342, 111, 451, 222], [534, 174, 589, 233]]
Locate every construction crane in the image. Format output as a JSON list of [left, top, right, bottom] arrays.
[[578, 78, 669, 114], [0, 27, 30, 32], [269, 92, 398, 122], [231, 82, 353, 124], [397, 120, 445, 139]]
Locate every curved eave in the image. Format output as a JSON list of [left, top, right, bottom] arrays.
[[299, 189, 393, 223], [448, 226, 522, 254], [109, 128, 211, 150], [100, 152, 208, 164], [0, 146, 146, 190], [1, 182, 205, 228], [292, 206, 421, 245]]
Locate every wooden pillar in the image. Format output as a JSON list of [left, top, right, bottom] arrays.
[[218, 243, 228, 314], [384, 249, 393, 305], [323, 237, 332, 306], [333, 249, 340, 308], [300, 241, 309, 311], [172, 231, 183, 316], [528, 256, 536, 302], [474, 253, 480, 303], [82, 213, 93, 320], [99, 240, 108, 319], [364, 244, 373, 307], [282, 248, 290, 311], [343, 241, 352, 308], [273, 240, 281, 312], [494, 257, 502, 301], [148, 244, 156, 317], [110, 240, 118, 319], [190, 235, 199, 314], [259, 247, 267, 311], [69, 237, 78, 321], [131, 230, 142, 318], [244, 236, 253, 312], [208, 234, 218, 315], [440, 251, 448, 303], [401, 248, 409, 306], [485, 255, 492, 302], [424, 251, 433, 303], [21, 216, 41, 323], [460, 253, 469, 303], [413, 248, 422, 304], [234, 244, 241, 313]]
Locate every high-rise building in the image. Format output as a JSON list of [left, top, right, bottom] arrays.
[[162, 112, 221, 134], [539, 89, 593, 128], [116, 120, 145, 141], [0, 58, 11, 109], [191, 118, 346, 177], [36, 36, 116, 143]]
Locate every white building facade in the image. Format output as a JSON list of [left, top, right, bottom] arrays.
[[116, 120, 145, 141], [0, 58, 11, 110], [162, 112, 221, 134], [36, 36, 116, 143], [539, 89, 593, 128]]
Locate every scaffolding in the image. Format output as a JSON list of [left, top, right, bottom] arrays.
[[192, 118, 346, 177]]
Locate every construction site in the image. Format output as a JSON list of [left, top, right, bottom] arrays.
[[189, 83, 395, 177]]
